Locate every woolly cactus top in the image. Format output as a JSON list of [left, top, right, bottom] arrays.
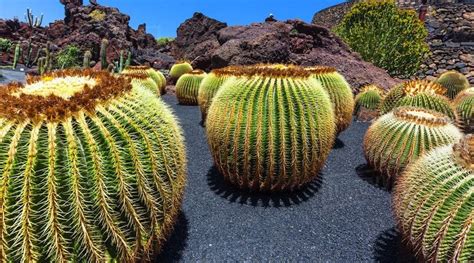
[[304, 66, 338, 75], [359, 84, 384, 95], [454, 134, 474, 170], [403, 79, 446, 96], [222, 65, 313, 79], [120, 71, 151, 79], [186, 69, 206, 75], [392, 107, 450, 127], [0, 70, 131, 122]]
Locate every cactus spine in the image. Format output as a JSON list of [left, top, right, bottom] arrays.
[[12, 43, 20, 69], [364, 106, 462, 184], [121, 71, 159, 95], [100, 39, 108, 70], [206, 65, 335, 191], [393, 134, 474, 262], [122, 65, 166, 95], [175, 69, 207, 105], [83, 50, 92, 68], [0, 69, 186, 262], [169, 61, 193, 80], [436, 70, 470, 99], [354, 84, 384, 114], [453, 87, 474, 133], [380, 80, 455, 119]]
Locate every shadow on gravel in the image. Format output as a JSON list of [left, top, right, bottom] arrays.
[[206, 166, 322, 207], [355, 164, 392, 191], [155, 211, 189, 262], [373, 227, 416, 263], [333, 138, 345, 149]]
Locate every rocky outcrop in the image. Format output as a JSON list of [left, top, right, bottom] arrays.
[[172, 13, 399, 90], [311, 2, 353, 29]]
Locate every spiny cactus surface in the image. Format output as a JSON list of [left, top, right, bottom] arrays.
[[354, 84, 385, 113], [393, 134, 474, 262], [123, 66, 167, 95], [364, 106, 462, 183], [175, 69, 207, 105], [169, 62, 193, 80], [121, 71, 159, 95], [454, 87, 474, 133], [436, 70, 470, 99], [206, 66, 335, 191], [380, 80, 455, 119], [0, 69, 187, 262]]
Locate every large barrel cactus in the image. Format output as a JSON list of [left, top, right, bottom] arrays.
[[122, 65, 167, 95], [206, 66, 335, 191], [176, 69, 207, 105], [306, 66, 354, 134], [379, 80, 455, 119], [169, 61, 193, 80], [0, 70, 187, 262], [120, 71, 159, 95], [354, 84, 385, 115], [364, 106, 462, 183], [393, 134, 473, 262], [453, 87, 474, 134], [436, 70, 470, 99]]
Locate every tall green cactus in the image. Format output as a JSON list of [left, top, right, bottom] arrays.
[[393, 134, 474, 262], [37, 57, 46, 75], [306, 66, 354, 134], [453, 87, 474, 133], [121, 71, 159, 95], [175, 69, 207, 105], [364, 106, 462, 184], [380, 80, 455, 119], [436, 70, 470, 99], [169, 61, 193, 80], [83, 50, 92, 68], [206, 65, 335, 191], [100, 39, 108, 70], [0, 69, 186, 262], [125, 50, 132, 68], [12, 43, 20, 69], [354, 84, 385, 114], [122, 65, 167, 95]]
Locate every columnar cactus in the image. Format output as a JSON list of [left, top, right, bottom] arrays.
[[354, 84, 385, 115], [175, 69, 207, 105], [436, 70, 470, 99], [206, 65, 335, 191], [364, 106, 462, 184], [12, 43, 20, 70], [121, 71, 159, 95], [83, 50, 92, 68], [393, 134, 474, 262], [0, 69, 187, 262], [123, 65, 167, 95], [169, 61, 193, 80], [453, 87, 474, 133], [100, 39, 108, 70], [380, 80, 455, 119]]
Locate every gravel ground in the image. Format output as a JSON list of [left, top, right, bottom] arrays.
[[0, 69, 26, 84], [156, 94, 416, 262]]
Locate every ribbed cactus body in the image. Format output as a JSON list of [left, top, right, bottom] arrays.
[[121, 71, 159, 95], [380, 80, 455, 119], [123, 66, 167, 95], [306, 66, 354, 134], [0, 70, 186, 262], [354, 84, 384, 114], [169, 62, 193, 80], [206, 66, 335, 191], [436, 70, 470, 99], [454, 87, 474, 133], [393, 135, 474, 262], [175, 70, 207, 105], [364, 107, 462, 183]]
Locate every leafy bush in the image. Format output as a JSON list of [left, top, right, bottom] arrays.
[[89, 9, 106, 21], [0, 38, 12, 52], [56, 45, 82, 69], [335, 0, 429, 78], [156, 37, 174, 47]]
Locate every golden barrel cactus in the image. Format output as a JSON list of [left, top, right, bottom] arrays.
[[0, 70, 186, 262], [436, 70, 470, 99], [122, 65, 167, 95], [453, 87, 474, 134], [393, 134, 474, 262], [354, 84, 385, 115], [120, 71, 159, 95], [206, 66, 335, 191], [169, 61, 193, 80], [364, 106, 462, 183], [175, 69, 207, 105]]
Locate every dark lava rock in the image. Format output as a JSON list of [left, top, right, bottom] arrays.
[[172, 13, 399, 90]]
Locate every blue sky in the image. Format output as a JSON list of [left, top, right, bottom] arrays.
[[0, 0, 344, 38]]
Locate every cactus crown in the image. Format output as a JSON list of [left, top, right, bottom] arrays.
[[304, 66, 338, 75], [392, 107, 449, 127], [226, 65, 312, 79], [359, 84, 384, 95], [120, 71, 149, 79], [212, 66, 242, 76], [403, 79, 446, 96], [0, 69, 131, 122], [187, 69, 206, 75], [453, 134, 474, 170]]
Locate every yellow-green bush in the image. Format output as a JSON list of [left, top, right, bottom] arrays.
[[335, 0, 429, 78]]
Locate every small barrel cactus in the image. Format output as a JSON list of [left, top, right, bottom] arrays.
[[121, 71, 159, 95], [175, 69, 207, 105], [354, 84, 385, 118], [197, 67, 237, 124], [306, 66, 354, 134], [393, 134, 474, 262], [123, 65, 167, 95], [169, 61, 193, 80], [364, 106, 462, 183], [436, 70, 470, 99], [453, 87, 474, 133], [206, 65, 335, 191], [380, 80, 455, 119], [0, 69, 186, 262]]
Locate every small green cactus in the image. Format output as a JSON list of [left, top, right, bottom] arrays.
[[122, 65, 167, 95], [125, 50, 132, 68], [436, 70, 470, 99], [393, 134, 474, 262], [83, 50, 92, 68], [0, 69, 186, 262], [206, 65, 335, 191], [121, 71, 159, 95], [380, 80, 455, 119], [100, 39, 108, 70], [175, 69, 207, 105], [453, 87, 474, 133], [364, 106, 462, 184], [354, 84, 385, 113], [169, 61, 193, 80], [306, 66, 354, 134], [12, 43, 20, 69]]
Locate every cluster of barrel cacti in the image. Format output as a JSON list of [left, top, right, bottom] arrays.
[[175, 69, 207, 105], [122, 65, 167, 94]]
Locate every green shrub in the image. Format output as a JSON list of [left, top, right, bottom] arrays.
[[55, 45, 82, 69], [335, 0, 429, 78], [0, 38, 12, 53], [156, 37, 174, 48]]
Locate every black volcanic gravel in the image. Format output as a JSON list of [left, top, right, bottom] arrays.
[[156, 94, 416, 262]]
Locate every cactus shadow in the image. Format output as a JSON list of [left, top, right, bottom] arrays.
[[355, 164, 392, 191], [333, 138, 345, 149], [206, 166, 322, 207], [155, 211, 189, 262], [373, 227, 416, 263]]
